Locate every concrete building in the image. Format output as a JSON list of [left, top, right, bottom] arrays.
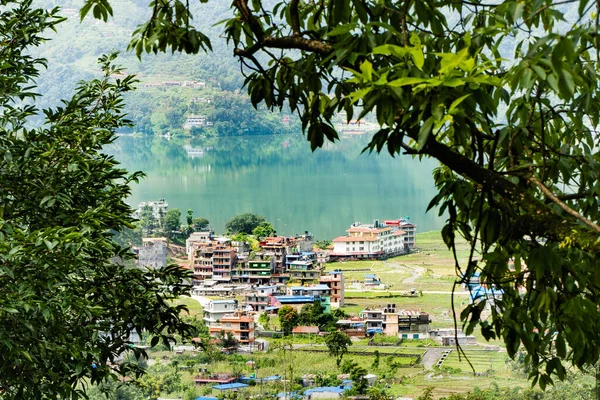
[[203, 299, 238, 324], [184, 114, 213, 129], [233, 258, 274, 285], [361, 306, 431, 338], [260, 236, 296, 274], [138, 237, 167, 269], [330, 221, 406, 260], [186, 231, 213, 260], [243, 285, 285, 312], [383, 218, 417, 248], [319, 270, 344, 307], [134, 199, 168, 220], [209, 312, 255, 345], [212, 244, 237, 284], [191, 241, 216, 283]]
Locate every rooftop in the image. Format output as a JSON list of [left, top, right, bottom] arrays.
[[212, 383, 249, 391]]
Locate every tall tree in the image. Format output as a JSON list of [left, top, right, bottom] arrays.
[[0, 3, 192, 398], [324, 331, 352, 368], [86, 0, 600, 385], [164, 208, 182, 232], [252, 222, 276, 239]]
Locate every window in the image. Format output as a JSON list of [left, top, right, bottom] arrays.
[[226, 323, 231, 328]]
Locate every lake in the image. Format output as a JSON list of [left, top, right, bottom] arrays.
[[108, 134, 445, 240]]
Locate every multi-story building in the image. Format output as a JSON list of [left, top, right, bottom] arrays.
[[320, 270, 344, 307], [232, 258, 274, 285], [191, 241, 215, 284], [361, 305, 431, 339], [203, 299, 238, 324], [330, 221, 406, 260], [383, 218, 417, 248], [209, 312, 255, 345], [243, 285, 285, 312], [289, 284, 330, 298], [186, 231, 213, 260], [212, 244, 237, 284], [260, 237, 296, 273], [361, 309, 384, 334], [190, 241, 237, 284], [137, 237, 167, 269]]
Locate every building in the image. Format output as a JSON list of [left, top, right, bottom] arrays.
[[191, 241, 216, 283], [208, 312, 255, 345], [361, 306, 431, 338], [319, 270, 344, 307], [364, 274, 382, 286], [243, 285, 285, 312], [138, 238, 167, 268], [184, 114, 213, 129], [203, 299, 238, 324], [430, 328, 476, 346], [134, 199, 168, 220], [186, 231, 213, 260], [330, 221, 406, 260], [212, 244, 237, 284], [269, 295, 328, 313], [260, 236, 296, 274], [233, 258, 274, 285], [383, 218, 417, 248]]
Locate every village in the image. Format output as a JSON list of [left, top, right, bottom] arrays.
[[127, 200, 514, 400]]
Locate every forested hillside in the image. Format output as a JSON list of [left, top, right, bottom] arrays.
[[32, 0, 296, 136]]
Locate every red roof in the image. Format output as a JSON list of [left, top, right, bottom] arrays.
[[292, 326, 320, 334], [333, 236, 378, 242]]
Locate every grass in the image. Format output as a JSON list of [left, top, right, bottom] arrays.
[[171, 297, 204, 318]]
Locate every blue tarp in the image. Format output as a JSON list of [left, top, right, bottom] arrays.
[[196, 397, 218, 400], [212, 383, 249, 391], [277, 392, 302, 399], [470, 285, 504, 302], [366, 328, 383, 334], [240, 375, 281, 383]]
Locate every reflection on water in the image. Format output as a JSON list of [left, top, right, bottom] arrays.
[[107, 134, 445, 239]]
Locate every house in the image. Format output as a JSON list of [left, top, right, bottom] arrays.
[[292, 326, 320, 335], [260, 236, 296, 275], [243, 285, 284, 312], [319, 270, 344, 307], [430, 328, 476, 346], [233, 258, 274, 285], [203, 299, 238, 324], [138, 238, 167, 269], [361, 309, 384, 335], [269, 295, 327, 313], [364, 274, 382, 286], [190, 241, 237, 284], [304, 386, 349, 399], [208, 312, 255, 345], [336, 319, 365, 337], [330, 221, 406, 260]]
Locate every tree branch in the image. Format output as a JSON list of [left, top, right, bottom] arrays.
[[290, 0, 301, 35], [234, 35, 332, 57], [529, 176, 600, 234]]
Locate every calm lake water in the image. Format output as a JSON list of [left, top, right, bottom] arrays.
[[108, 134, 445, 240]]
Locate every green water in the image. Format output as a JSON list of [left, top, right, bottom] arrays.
[[108, 134, 445, 240]]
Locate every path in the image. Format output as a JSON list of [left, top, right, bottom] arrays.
[[190, 295, 212, 308], [420, 348, 445, 369]]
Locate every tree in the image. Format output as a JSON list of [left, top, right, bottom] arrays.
[[192, 217, 210, 231], [349, 365, 368, 395], [225, 213, 266, 234], [164, 208, 182, 232], [86, 0, 600, 385], [186, 209, 194, 227], [277, 305, 299, 336], [0, 4, 192, 397], [252, 222, 276, 239], [324, 331, 352, 367]]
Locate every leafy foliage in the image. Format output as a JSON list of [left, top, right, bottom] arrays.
[[277, 305, 299, 336], [252, 222, 276, 240], [226, 213, 267, 234], [0, 3, 193, 398], [87, 0, 600, 385], [324, 331, 352, 367]]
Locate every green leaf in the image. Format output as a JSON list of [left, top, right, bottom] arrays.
[[387, 77, 427, 87], [448, 94, 471, 115], [417, 117, 434, 150]]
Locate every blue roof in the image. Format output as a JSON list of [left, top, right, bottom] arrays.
[[277, 392, 302, 399], [196, 397, 218, 400], [265, 306, 279, 310], [366, 328, 384, 334], [470, 285, 504, 301], [328, 271, 343, 275], [304, 386, 347, 395], [275, 295, 315, 303], [212, 383, 249, 390], [365, 274, 377, 278], [240, 375, 281, 383]]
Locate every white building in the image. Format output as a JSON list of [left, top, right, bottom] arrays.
[[184, 114, 213, 129], [383, 218, 417, 248], [203, 299, 238, 324], [186, 231, 213, 260], [330, 221, 406, 260], [138, 238, 167, 269], [134, 199, 168, 220]]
